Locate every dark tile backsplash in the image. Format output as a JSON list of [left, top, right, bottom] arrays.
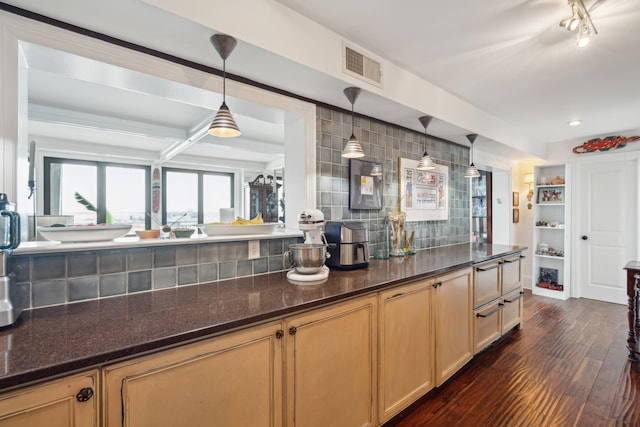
[[8, 105, 470, 309], [315, 106, 470, 254]]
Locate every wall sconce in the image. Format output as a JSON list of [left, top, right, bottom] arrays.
[[524, 173, 534, 209]]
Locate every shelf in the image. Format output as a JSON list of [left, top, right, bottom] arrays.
[[472, 195, 487, 198], [536, 203, 565, 206], [535, 184, 565, 188], [535, 226, 565, 230], [534, 254, 564, 260]]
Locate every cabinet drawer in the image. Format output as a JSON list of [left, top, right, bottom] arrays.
[[474, 300, 502, 354], [502, 288, 525, 333], [502, 255, 522, 295], [473, 260, 502, 308]]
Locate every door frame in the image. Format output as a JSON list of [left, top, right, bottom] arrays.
[[570, 151, 640, 299]]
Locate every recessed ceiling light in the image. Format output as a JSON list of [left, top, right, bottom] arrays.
[[568, 120, 581, 126]]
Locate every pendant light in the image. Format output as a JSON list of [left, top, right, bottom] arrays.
[[208, 34, 241, 137], [417, 115, 436, 170], [464, 133, 481, 178], [341, 87, 365, 158]]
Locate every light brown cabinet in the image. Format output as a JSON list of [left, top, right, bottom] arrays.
[[433, 267, 474, 386], [378, 279, 434, 424], [102, 321, 283, 427], [285, 295, 377, 427], [473, 254, 524, 354], [102, 295, 377, 427], [0, 370, 98, 427]]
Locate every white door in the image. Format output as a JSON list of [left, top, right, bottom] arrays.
[[574, 154, 638, 304]]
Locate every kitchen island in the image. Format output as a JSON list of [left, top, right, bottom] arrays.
[[0, 242, 525, 426]]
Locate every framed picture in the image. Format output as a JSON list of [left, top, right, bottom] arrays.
[[512, 191, 519, 207], [537, 186, 564, 204], [398, 157, 449, 221], [349, 159, 383, 210], [513, 208, 519, 223]]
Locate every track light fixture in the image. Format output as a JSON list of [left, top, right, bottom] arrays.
[[417, 115, 436, 170], [342, 87, 365, 158], [208, 34, 241, 137], [559, 0, 597, 47], [464, 134, 480, 178]]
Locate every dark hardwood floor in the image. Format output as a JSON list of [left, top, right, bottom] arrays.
[[387, 290, 640, 427]]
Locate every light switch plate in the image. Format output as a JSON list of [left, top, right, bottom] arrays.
[[248, 240, 260, 260]]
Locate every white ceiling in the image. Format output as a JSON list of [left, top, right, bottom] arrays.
[[3, 0, 640, 163]]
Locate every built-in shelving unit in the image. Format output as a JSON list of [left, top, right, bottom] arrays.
[[531, 164, 570, 300]]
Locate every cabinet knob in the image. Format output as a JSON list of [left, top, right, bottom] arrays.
[[581, 235, 588, 240], [289, 326, 297, 336], [76, 387, 94, 402], [275, 329, 284, 339]]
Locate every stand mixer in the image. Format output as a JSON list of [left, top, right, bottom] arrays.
[[284, 209, 330, 285], [298, 209, 327, 245]]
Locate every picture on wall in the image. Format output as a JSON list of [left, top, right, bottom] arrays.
[[399, 157, 448, 221], [349, 159, 383, 210]]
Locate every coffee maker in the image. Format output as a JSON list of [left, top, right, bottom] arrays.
[[0, 193, 24, 327], [324, 221, 369, 270]]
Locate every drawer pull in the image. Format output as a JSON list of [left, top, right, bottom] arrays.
[[476, 264, 500, 272], [504, 291, 525, 303], [390, 293, 405, 299], [476, 303, 504, 318], [502, 257, 520, 264], [76, 387, 94, 402]]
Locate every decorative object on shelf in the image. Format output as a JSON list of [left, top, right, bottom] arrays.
[[512, 191, 519, 207], [464, 134, 480, 178], [399, 157, 449, 221], [341, 87, 365, 158], [559, 0, 597, 47], [387, 209, 406, 257], [349, 159, 383, 210], [551, 176, 565, 185], [572, 135, 640, 154], [537, 186, 564, 204], [208, 34, 241, 137], [524, 173, 534, 209], [513, 208, 519, 223], [537, 267, 563, 290], [417, 115, 436, 170]]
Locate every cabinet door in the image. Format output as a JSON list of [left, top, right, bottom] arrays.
[[285, 295, 377, 427], [434, 267, 473, 386], [0, 370, 98, 427], [102, 321, 283, 427], [502, 288, 525, 333], [502, 254, 522, 295], [473, 259, 502, 307], [474, 300, 503, 354], [378, 280, 433, 424]]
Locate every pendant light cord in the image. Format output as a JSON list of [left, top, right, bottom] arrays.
[[222, 59, 226, 103]]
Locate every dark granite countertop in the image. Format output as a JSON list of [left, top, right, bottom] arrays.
[[0, 243, 525, 391]]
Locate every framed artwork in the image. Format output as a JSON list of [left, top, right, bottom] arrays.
[[513, 208, 519, 223], [512, 191, 519, 207], [398, 157, 449, 221], [537, 186, 564, 204], [349, 159, 383, 210]]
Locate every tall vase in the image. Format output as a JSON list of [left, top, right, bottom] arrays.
[[388, 210, 406, 257]]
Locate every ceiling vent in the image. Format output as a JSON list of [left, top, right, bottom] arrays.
[[343, 43, 383, 88]]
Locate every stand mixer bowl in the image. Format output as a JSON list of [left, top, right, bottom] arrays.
[[283, 244, 330, 274]]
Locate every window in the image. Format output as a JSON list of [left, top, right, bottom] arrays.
[[44, 158, 150, 230], [162, 168, 233, 225]]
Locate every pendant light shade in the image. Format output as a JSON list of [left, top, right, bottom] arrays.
[[417, 115, 436, 170], [464, 133, 481, 178], [342, 87, 364, 158], [208, 34, 241, 138]]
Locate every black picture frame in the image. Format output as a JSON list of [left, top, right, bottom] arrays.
[[349, 159, 383, 210]]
